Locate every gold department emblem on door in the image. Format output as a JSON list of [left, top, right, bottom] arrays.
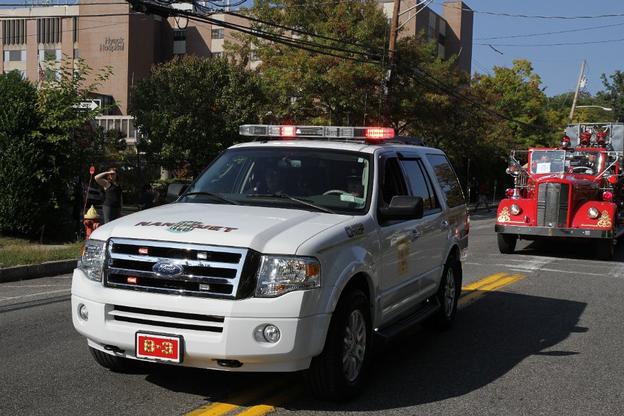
[[597, 211, 612, 228]]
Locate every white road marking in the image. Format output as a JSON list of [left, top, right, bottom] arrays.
[[0, 288, 70, 302], [1, 284, 69, 288]]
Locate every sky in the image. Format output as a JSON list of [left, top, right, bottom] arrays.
[[1, 0, 622, 97]]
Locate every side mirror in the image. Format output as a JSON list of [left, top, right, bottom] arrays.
[[506, 161, 522, 177], [379, 196, 424, 222], [166, 183, 188, 203]]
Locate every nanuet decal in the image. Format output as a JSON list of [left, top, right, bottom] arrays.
[[345, 223, 365, 238], [135, 221, 238, 233]]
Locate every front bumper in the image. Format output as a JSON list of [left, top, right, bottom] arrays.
[[71, 269, 330, 372], [495, 224, 613, 239]]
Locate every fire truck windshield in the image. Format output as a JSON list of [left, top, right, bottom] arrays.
[[566, 150, 604, 175], [530, 150, 566, 174]]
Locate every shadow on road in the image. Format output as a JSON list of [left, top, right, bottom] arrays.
[[514, 237, 624, 262], [139, 290, 586, 412]]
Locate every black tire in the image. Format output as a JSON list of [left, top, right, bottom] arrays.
[[89, 346, 134, 372], [497, 233, 517, 254], [426, 258, 462, 330], [306, 289, 372, 401], [596, 239, 615, 261]]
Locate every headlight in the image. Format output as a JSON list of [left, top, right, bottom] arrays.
[[255, 256, 320, 297], [510, 204, 522, 216], [79, 239, 106, 282], [587, 207, 600, 219]]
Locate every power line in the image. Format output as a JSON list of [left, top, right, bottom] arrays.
[[477, 37, 624, 47], [436, 2, 624, 20], [475, 21, 624, 41]]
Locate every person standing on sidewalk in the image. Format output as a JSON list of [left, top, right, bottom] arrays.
[[95, 167, 122, 224]]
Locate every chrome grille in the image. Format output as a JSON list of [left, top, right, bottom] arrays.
[[104, 238, 252, 299], [537, 183, 569, 227]]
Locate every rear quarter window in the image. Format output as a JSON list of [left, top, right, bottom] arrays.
[[426, 154, 465, 208]]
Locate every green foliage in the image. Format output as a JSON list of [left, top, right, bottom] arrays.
[[597, 70, 624, 122], [130, 56, 264, 176], [0, 61, 110, 239], [229, 0, 388, 125]]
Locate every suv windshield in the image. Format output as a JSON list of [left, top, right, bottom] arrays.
[[530, 150, 566, 174], [180, 148, 372, 214]]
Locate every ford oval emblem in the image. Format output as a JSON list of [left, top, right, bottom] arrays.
[[152, 262, 184, 277]]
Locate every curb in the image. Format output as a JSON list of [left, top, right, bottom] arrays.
[[0, 259, 78, 283]]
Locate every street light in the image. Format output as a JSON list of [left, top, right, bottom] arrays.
[[574, 105, 613, 112]]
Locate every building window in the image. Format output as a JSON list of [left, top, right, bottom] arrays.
[[39, 49, 61, 62], [173, 29, 186, 55], [428, 12, 436, 40], [37, 17, 62, 44], [3, 50, 26, 62], [2, 19, 27, 45], [74, 48, 80, 59], [249, 50, 259, 62], [212, 51, 223, 58], [211, 28, 224, 39], [73, 17, 79, 43]]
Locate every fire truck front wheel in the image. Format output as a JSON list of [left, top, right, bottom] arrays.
[[497, 234, 517, 254]]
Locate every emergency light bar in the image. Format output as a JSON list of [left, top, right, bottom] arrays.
[[239, 125, 395, 142]]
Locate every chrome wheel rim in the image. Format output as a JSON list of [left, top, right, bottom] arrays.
[[444, 268, 456, 318], [342, 309, 367, 383]]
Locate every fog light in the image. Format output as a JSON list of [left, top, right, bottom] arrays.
[[587, 207, 600, 219], [263, 325, 281, 343], [510, 204, 522, 216], [78, 304, 89, 321], [254, 324, 281, 343]]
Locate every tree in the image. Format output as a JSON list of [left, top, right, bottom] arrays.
[[229, 0, 388, 125], [130, 56, 264, 176], [0, 60, 110, 239], [597, 70, 624, 122]]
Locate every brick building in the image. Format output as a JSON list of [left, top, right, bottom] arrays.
[[1, 1, 473, 118]]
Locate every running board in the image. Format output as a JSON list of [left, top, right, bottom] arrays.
[[374, 298, 441, 340]]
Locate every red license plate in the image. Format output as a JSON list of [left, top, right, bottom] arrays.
[[136, 333, 183, 363]]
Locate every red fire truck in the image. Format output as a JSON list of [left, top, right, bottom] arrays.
[[495, 123, 624, 259]]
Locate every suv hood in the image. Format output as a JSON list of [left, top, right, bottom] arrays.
[[90, 203, 352, 254]]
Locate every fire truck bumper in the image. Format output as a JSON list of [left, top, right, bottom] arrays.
[[495, 224, 614, 239]]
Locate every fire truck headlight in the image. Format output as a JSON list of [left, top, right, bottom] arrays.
[[79, 239, 106, 282], [587, 207, 600, 219], [510, 204, 522, 216], [255, 256, 320, 297]]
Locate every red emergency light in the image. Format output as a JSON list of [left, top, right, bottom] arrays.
[[239, 124, 396, 143]]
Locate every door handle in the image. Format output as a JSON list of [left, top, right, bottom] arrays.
[[440, 220, 449, 229], [409, 229, 422, 241]]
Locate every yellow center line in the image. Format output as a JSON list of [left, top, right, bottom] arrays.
[[459, 273, 525, 308], [236, 388, 300, 416], [185, 383, 287, 416]]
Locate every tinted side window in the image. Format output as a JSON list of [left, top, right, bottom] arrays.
[[426, 154, 465, 208], [400, 159, 439, 214], [381, 157, 408, 205]]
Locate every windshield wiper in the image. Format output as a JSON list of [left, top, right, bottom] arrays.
[[246, 193, 335, 214], [179, 192, 239, 205]]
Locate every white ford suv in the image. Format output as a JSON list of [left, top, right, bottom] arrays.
[[72, 125, 468, 400]]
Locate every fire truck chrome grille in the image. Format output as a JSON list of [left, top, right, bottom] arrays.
[[108, 305, 225, 333], [537, 183, 569, 227], [104, 238, 248, 299]]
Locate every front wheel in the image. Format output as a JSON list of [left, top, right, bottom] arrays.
[[595, 239, 615, 261], [89, 346, 135, 372], [497, 233, 517, 254], [306, 289, 372, 401]]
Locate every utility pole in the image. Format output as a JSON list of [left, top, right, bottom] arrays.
[[383, 0, 401, 122], [388, 0, 401, 63], [569, 59, 586, 121]]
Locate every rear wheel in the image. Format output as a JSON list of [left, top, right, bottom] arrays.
[[306, 289, 372, 401], [89, 347, 135, 372], [426, 257, 462, 330], [497, 233, 517, 254]]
